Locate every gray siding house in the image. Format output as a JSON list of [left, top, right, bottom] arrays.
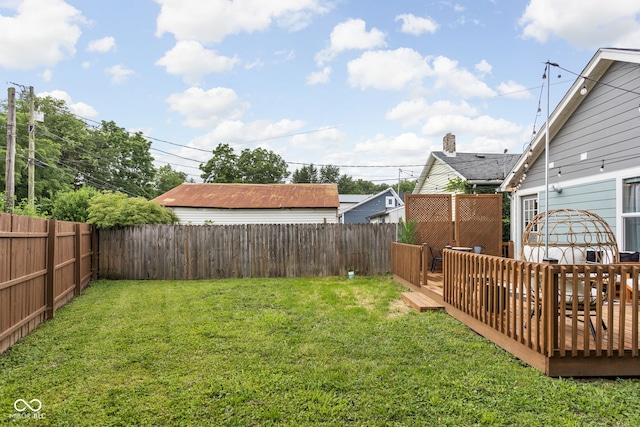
[[339, 188, 404, 224], [500, 48, 640, 256]]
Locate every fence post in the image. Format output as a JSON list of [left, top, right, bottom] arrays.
[[45, 219, 57, 319], [91, 226, 98, 280], [74, 223, 82, 295]]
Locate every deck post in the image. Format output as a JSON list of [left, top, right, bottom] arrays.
[[544, 258, 559, 354], [421, 243, 428, 287]]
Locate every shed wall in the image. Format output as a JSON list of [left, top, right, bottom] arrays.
[[169, 207, 338, 225]]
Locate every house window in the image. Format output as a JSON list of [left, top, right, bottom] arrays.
[[522, 196, 538, 234], [623, 177, 640, 251], [385, 196, 396, 208]]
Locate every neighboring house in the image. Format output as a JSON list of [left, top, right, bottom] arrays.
[[368, 205, 405, 224], [500, 48, 640, 256], [338, 194, 372, 217], [154, 183, 339, 225], [413, 133, 521, 194], [339, 187, 404, 224]]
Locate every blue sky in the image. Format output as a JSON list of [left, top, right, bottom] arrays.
[[1, 0, 639, 185]]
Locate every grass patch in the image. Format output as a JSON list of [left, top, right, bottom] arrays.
[[1, 276, 640, 425]]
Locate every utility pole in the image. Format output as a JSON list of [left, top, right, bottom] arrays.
[[5, 87, 16, 213], [28, 86, 35, 207]]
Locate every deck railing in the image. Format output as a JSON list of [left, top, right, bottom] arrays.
[[443, 250, 640, 358], [391, 242, 424, 287]]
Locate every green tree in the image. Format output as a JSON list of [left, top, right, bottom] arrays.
[[292, 164, 320, 183], [1, 94, 160, 203], [87, 191, 178, 229], [352, 179, 380, 194], [444, 177, 470, 193], [51, 186, 100, 222], [199, 143, 239, 183], [88, 121, 156, 198], [154, 164, 188, 196], [337, 174, 357, 193], [319, 165, 340, 183], [200, 143, 289, 184], [293, 164, 341, 185], [237, 147, 289, 183], [398, 180, 416, 193], [0, 93, 77, 204]]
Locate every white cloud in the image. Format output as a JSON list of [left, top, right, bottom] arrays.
[[176, 118, 307, 163], [165, 87, 250, 128], [519, 0, 640, 48], [39, 69, 52, 81], [155, 0, 331, 43], [290, 126, 344, 148], [275, 49, 295, 61], [0, 0, 85, 69], [421, 114, 521, 138], [386, 99, 477, 127], [347, 48, 432, 91], [475, 59, 492, 76], [306, 66, 332, 85], [105, 64, 134, 84], [432, 56, 496, 98], [156, 40, 239, 85], [395, 14, 438, 36], [315, 18, 386, 65], [354, 132, 430, 155], [87, 36, 116, 53], [37, 89, 98, 118], [497, 80, 532, 100], [244, 58, 264, 70]]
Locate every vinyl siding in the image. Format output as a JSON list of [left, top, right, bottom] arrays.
[[169, 207, 338, 225], [342, 192, 393, 224], [417, 160, 456, 194], [522, 61, 640, 191], [539, 179, 616, 233]]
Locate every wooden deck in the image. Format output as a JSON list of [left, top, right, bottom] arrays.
[[420, 272, 639, 351], [396, 267, 640, 377]]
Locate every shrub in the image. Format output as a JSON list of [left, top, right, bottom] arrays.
[[87, 191, 178, 229], [52, 186, 100, 222], [397, 218, 418, 244]]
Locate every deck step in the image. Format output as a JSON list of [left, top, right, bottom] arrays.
[[401, 292, 444, 312]]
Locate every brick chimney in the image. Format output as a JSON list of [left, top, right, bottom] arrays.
[[443, 133, 456, 156]]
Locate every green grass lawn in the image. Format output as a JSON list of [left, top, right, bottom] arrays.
[[1, 276, 640, 426]]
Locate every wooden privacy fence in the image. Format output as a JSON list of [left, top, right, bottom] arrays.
[[0, 214, 94, 354], [99, 223, 396, 280]]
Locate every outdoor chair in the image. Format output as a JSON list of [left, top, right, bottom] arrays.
[[429, 247, 443, 272], [528, 273, 607, 340], [562, 275, 607, 340]]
